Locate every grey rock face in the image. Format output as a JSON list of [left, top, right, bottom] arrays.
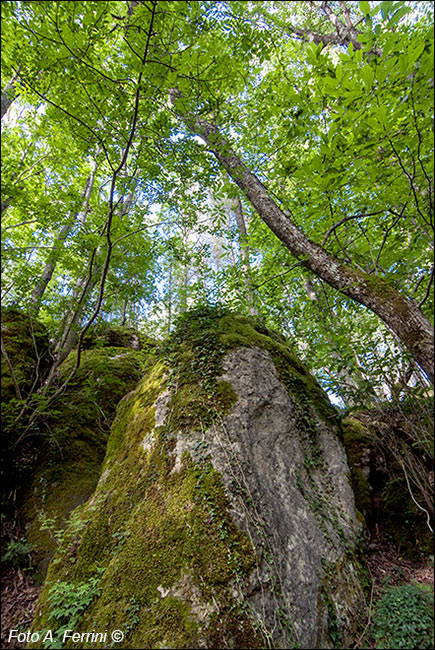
[[32, 332, 366, 650], [173, 346, 365, 648]]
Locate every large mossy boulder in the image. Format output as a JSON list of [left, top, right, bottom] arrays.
[[31, 308, 366, 649], [20, 345, 145, 579]]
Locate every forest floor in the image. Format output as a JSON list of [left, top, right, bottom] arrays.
[[1, 530, 433, 649], [1, 565, 41, 649]]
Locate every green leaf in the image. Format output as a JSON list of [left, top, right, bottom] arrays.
[[408, 41, 425, 68], [359, 1, 370, 15], [310, 154, 323, 172], [377, 105, 387, 125], [387, 5, 412, 27], [361, 65, 375, 88], [380, 1, 395, 20]]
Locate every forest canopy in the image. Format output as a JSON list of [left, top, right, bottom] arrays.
[[1, 0, 434, 407]]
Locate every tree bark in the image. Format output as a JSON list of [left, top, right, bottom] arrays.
[[29, 158, 98, 316], [1, 80, 19, 119], [186, 114, 434, 383]]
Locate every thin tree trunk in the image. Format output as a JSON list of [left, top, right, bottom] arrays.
[[43, 267, 100, 388], [29, 158, 98, 316], [167, 262, 173, 333], [1, 79, 19, 119], [58, 267, 100, 359], [228, 197, 258, 316], [121, 298, 128, 326], [186, 113, 434, 383]]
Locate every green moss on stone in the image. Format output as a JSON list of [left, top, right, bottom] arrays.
[[217, 313, 337, 424], [20, 346, 144, 579], [380, 476, 433, 556], [31, 356, 263, 649], [82, 323, 158, 353], [341, 418, 375, 522], [30, 307, 353, 648], [1, 307, 50, 403]]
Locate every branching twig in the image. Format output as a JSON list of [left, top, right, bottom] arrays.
[[322, 211, 385, 245], [400, 460, 433, 533], [253, 262, 302, 290], [418, 266, 434, 309], [353, 575, 375, 649]]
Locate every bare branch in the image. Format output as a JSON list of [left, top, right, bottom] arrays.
[[2, 219, 38, 231], [322, 211, 385, 245], [400, 460, 433, 533], [418, 266, 434, 309]]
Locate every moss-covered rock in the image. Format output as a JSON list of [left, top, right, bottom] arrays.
[[342, 418, 377, 524], [342, 405, 433, 558], [1, 307, 51, 404], [30, 308, 366, 649], [1, 308, 53, 530], [82, 323, 157, 353], [20, 346, 144, 579], [380, 473, 433, 556]]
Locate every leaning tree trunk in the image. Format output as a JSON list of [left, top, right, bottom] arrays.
[[29, 158, 98, 316], [183, 113, 434, 383], [42, 266, 100, 390]]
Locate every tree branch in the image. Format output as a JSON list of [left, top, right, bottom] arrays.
[[322, 211, 385, 245], [418, 266, 434, 309]]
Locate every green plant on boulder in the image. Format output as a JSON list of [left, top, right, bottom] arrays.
[[41, 570, 104, 649]]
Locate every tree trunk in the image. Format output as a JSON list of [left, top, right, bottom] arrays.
[[187, 114, 434, 383], [227, 196, 258, 316], [1, 79, 19, 119], [29, 159, 98, 316], [43, 269, 100, 388], [121, 298, 128, 326]]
